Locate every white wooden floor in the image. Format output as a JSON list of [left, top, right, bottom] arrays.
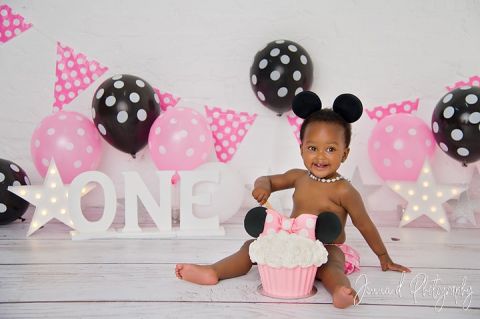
[[1, 209, 479, 319]]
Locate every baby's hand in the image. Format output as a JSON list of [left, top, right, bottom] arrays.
[[252, 187, 270, 206], [379, 254, 411, 273]]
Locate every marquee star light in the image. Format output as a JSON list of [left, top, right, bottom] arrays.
[[8, 160, 93, 236], [388, 161, 462, 231]]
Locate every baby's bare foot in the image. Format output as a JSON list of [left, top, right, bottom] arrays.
[[175, 264, 219, 285], [332, 286, 359, 309]]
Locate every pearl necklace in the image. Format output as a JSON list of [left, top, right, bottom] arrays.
[[307, 171, 344, 183]]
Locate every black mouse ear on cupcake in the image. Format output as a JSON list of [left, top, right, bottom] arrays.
[[315, 212, 342, 244], [292, 91, 322, 119], [244, 206, 268, 238], [332, 93, 363, 123]]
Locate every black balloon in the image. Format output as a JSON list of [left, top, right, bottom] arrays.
[[250, 40, 313, 115], [0, 159, 30, 225], [92, 74, 161, 157], [431, 86, 480, 165]]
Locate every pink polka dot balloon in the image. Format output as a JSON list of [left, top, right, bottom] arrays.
[[148, 108, 213, 170], [368, 114, 435, 181], [31, 111, 102, 183]]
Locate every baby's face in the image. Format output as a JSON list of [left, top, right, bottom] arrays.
[[300, 121, 349, 179]]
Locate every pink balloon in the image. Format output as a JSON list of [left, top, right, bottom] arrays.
[[148, 108, 213, 170], [31, 111, 102, 183], [368, 114, 435, 181]]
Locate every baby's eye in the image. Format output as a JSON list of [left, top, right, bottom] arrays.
[[326, 147, 336, 153], [308, 146, 317, 152]]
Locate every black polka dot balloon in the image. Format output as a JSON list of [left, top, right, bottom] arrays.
[[431, 86, 480, 165], [0, 159, 30, 225], [250, 40, 313, 115], [92, 74, 160, 157]]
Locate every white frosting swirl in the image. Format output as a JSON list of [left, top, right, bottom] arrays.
[[249, 231, 329, 268]]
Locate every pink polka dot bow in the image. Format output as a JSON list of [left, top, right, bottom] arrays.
[[261, 209, 317, 239]]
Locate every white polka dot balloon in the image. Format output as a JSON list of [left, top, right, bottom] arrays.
[[431, 86, 480, 165], [368, 114, 435, 181], [0, 158, 30, 224], [30, 111, 102, 183], [148, 108, 214, 170], [92, 74, 160, 157], [250, 40, 313, 115]]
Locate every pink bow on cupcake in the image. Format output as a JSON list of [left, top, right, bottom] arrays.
[[261, 209, 317, 240]]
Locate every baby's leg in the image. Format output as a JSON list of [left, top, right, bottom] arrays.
[[176, 239, 254, 285], [316, 245, 358, 309]]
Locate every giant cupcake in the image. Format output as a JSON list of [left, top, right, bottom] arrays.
[[249, 231, 329, 299]]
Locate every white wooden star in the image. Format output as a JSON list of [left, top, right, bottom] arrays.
[[350, 166, 382, 211], [451, 191, 479, 226], [8, 160, 93, 236], [388, 161, 463, 231]]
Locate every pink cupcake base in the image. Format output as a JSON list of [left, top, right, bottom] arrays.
[[257, 264, 318, 299]]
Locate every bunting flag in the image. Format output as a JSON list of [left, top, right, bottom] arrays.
[[446, 75, 480, 91], [53, 42, 108, 111], [366, 98, 419, 121], [204, 106, 257, 163], [286, 112, 303, 144], [0, 5, 32, 43], [153, 88, 181, 111]]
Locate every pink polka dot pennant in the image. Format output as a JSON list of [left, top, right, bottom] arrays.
[[204, 106, 257, 163], [366, 98, 419, 122], [286, 111, 304, 144], [153, 88, 181, 112], [446, 75, 480, 91], [0, 5, 32, 43], [53, 42, 108, 111]]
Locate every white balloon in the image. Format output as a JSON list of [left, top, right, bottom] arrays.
[[192, 162, 244, 223]]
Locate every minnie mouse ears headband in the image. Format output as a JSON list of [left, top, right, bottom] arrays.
[[292, 91, 363, 123], [244, 207, 342, 244]]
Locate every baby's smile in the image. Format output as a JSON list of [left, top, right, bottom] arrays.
[[313, 163, 329, 170]]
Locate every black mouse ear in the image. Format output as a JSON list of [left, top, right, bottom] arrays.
[[244, 206, 268, 238], [315, 212, 342, 244], [292, 91, 322, 119], [332, 94, 363, 123]]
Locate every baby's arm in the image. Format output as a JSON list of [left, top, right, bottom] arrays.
[[252, 169, 304, 205], [340, 184, 411, 273]]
